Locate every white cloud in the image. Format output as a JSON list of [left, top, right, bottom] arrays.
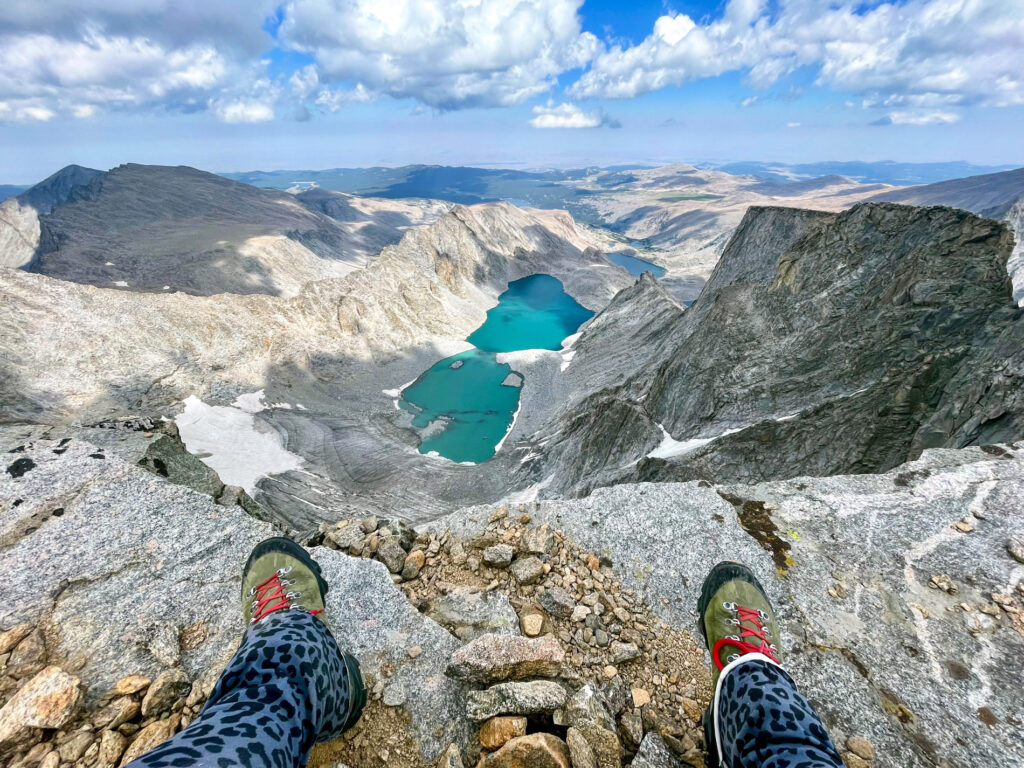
[[571, 0, 1024, 120], [786, 122, 800, 128], [278, 0, 599, 109], [316, 84, 375, 111], [873, 110, 961, 126], [530, 102, 618, 128], [210, 98, 275, 123]]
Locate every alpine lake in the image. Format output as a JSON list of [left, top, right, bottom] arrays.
[[399, 274, 593, 463]]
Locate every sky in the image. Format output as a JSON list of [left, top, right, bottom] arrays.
[[1, 0, 1023, 182]]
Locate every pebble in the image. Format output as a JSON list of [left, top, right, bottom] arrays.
[[408, 646, 422, 659], [602, 665, 618, 680], [611, 642, 640, 664], [571, 605, 591, 622]]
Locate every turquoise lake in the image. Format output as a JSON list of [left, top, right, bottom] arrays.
[[400, 274, 593, 463], [607, 251, 666, 278]]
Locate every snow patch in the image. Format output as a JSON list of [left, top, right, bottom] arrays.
[[175, 395, 304, 493], [383, 378, 417, 410], [494, 397, 523, 455], [647, 423, 743, 459], [112, 280, 128, 287], [560, 350, 577, 372]]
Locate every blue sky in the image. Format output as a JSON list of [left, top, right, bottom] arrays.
[[1, 0, 1022, 182]]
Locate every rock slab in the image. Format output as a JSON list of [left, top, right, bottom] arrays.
[[448, 634, 564, 684]]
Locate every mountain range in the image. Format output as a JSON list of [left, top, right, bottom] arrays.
[[1, 159, 1022, 768]]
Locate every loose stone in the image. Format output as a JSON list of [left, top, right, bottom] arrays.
[[483, 544, 515, 567], [479, 715, 527, 750]]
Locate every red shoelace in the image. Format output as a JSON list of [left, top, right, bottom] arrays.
[[711, 603, 780, 671], [249, 569, 323, 624]]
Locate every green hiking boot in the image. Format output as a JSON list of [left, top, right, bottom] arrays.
[[242, 537, 330, 625], [697, 561, 783, 764], [696, 560, 782, 686], [241, 537, 367, 731]]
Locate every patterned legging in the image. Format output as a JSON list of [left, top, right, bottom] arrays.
[[129, 614, 839, 768], [715, 659, 844, 768], [128, 611, 360, 768]]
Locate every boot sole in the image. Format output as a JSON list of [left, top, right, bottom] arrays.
[[695, 560, 773, 646], [242, 536, 330, 601]]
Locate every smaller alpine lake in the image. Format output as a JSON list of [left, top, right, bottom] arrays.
[[399, 274, 593, 463], [607, 251, 666, 278]]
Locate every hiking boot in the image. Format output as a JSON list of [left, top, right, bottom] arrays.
[[697, 560, 782, 685], [697, 561, 783, 765], [242, 536, 330, 625], [241, 537, 367, 731]]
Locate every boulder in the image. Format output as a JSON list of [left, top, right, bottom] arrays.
[[447, 634, 564, 684], [466, 681, 568, 721], [481, 733, 570, 768], [0, 666, 82, 747], [479, 716, 527, 750], [426, 590, 520, 641]]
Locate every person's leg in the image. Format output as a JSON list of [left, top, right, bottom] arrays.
[[697, 561, 843, 768], [713, 657, 844, 768], [128, 538, 365, 768]]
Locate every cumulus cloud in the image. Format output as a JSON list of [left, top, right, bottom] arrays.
[[571, 0, 1024, 121], [530, 102, 619, 128], [0, 0, 600, 122], [0, 2, 277, 123], [277, 0, 599, 109]]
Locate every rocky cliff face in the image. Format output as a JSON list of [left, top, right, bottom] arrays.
[[870, 167, 1024, 304], [515, 203, 1018, 497]]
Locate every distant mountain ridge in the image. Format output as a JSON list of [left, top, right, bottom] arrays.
[[711, 160, 1018, 185]]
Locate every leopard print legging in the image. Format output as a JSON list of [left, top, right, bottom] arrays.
[[716, 659, 844, 768], [129, 614, 838, 768], [127, 611, 361, 768]]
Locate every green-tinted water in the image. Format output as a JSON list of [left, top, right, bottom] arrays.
[[400, 274, 593, 463]]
